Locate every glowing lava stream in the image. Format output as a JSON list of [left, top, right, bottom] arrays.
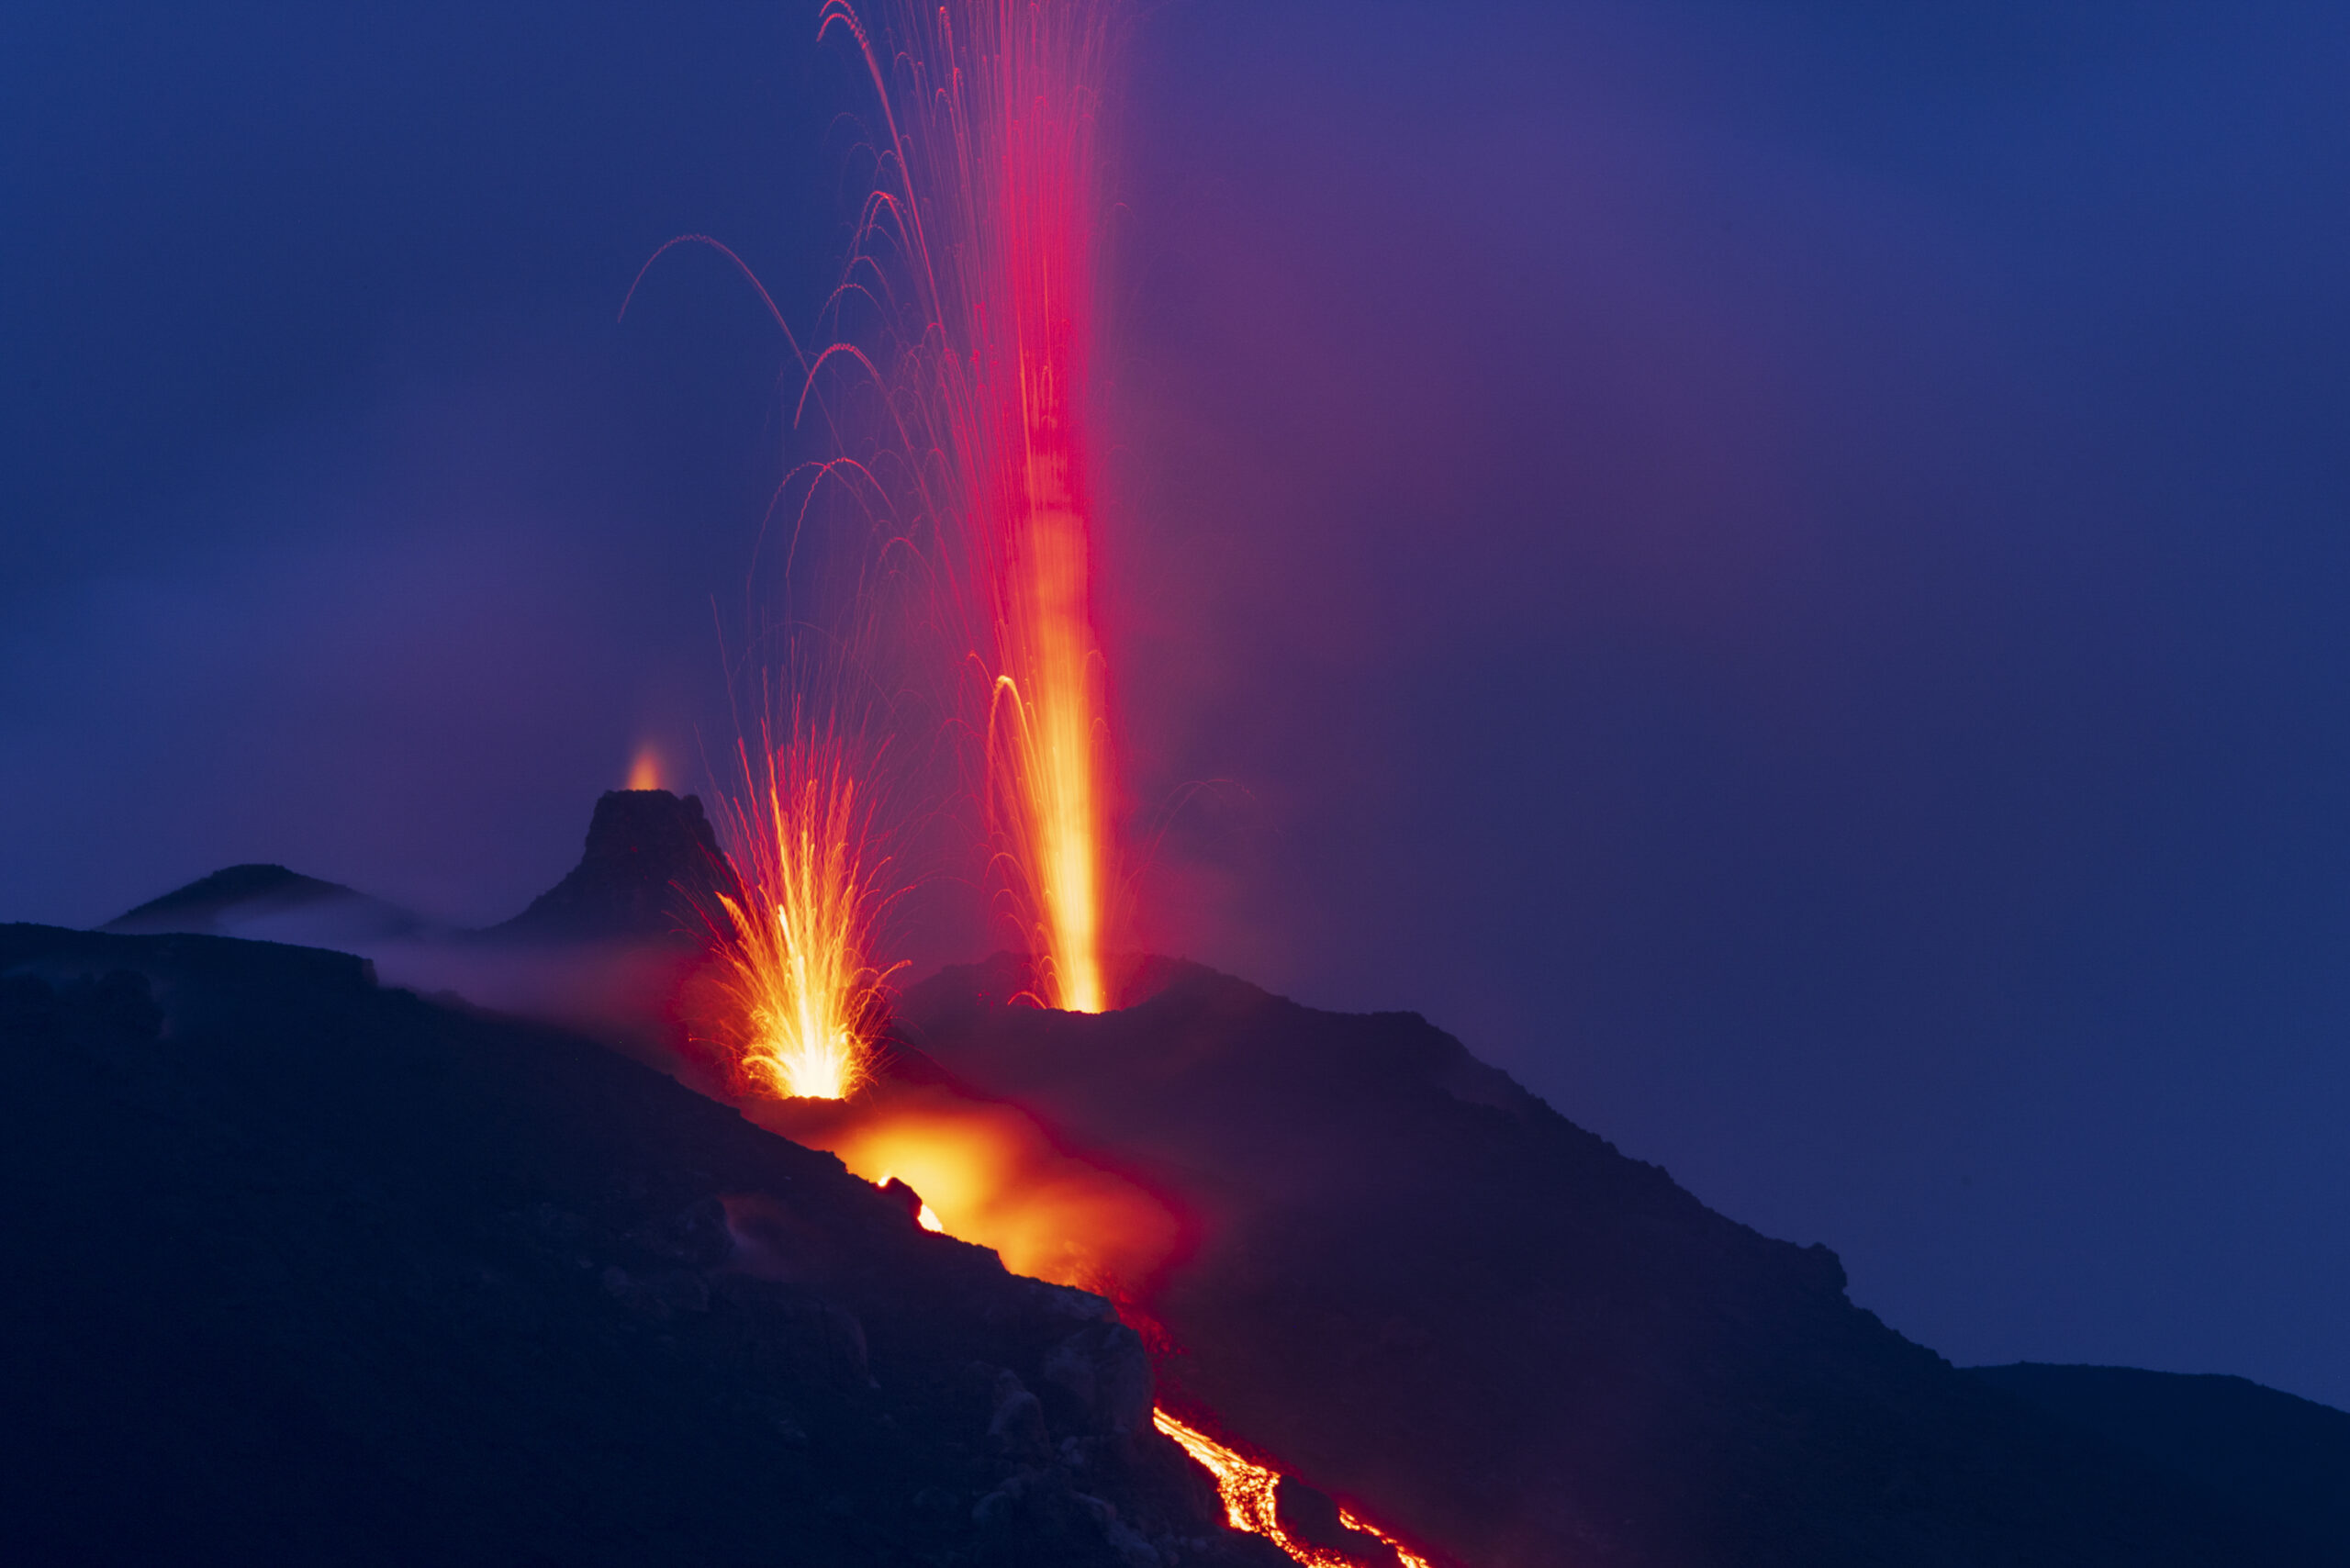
[[838, 1148, 1428, 1564], [704, 730, 898, 1099], [1150, 1408, 1433, 1568]]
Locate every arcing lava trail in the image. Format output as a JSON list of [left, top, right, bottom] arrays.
[[820, 0, 1118, 1014], [684, 4, 1446, 1557]]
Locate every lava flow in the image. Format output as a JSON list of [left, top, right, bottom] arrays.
[[1152, 1397, 1430, 1568], [762, 1074, 1429, 1568], [821, 0, 1117, 1013], [752, 1081, 1182, 1294], [701, 728, 898, 1099]]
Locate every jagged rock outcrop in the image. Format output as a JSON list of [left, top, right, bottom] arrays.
[[0, 924, 1280, 1568], [489, 789, 733, 944]]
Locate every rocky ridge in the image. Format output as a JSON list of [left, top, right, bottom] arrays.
[[0, 924, 1274, 1568]]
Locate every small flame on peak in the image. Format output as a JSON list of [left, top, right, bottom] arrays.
[[625, 745, 664, 792]]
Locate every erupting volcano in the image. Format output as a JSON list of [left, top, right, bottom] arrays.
[[24, 3, 2350, 1566], [685, 5, 1451, 1557]]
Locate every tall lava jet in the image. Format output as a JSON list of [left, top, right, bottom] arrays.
[[822, 0, 1119, 1013]]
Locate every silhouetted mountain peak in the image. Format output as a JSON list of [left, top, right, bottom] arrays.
[[491, 789, 733, 944], [104, 862, 432, 943], [106, 863, 334, 927]]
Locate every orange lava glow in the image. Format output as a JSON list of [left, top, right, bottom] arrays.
[[822, 0, 1116, 1013], [989, 501, 1111, 1015], [875, 1170, 948, 1232], [763, 1084, 1180, 1294], [703, 730, 898, 1100], [1150, 1409, 1433, 1568], [625, 745, 664, 791]]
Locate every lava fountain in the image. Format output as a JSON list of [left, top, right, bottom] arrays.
[[822, 0, 1118, 1012], [702, 727, 899, 1099]]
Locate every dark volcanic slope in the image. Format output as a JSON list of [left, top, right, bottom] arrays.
[[0, 925, 1273, 1568], [1968, 1363, 2350, 1557], [898, 958, 2330, 1568]]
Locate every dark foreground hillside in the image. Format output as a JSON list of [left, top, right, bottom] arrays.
[[0, 925, 1268, 1568], [1969, 1363, 2350, 1559], [899, 957, 2333, 1568]]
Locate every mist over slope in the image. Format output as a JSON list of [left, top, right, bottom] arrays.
[[104, 862, 437, 946]]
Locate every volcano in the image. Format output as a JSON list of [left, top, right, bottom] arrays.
[[39, 796, 2348, 1566]]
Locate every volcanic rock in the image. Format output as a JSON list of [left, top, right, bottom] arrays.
[[0, 924, 1281, 1567], [489, 788, 733, 944], [1041, 1321, 1157, 1438], [895, 955, 2338, 1568]]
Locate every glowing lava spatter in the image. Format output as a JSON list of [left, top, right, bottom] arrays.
[[704, 728, 900, 1099], [822, 0, 1117, 1013], [1150, 1408, 1434, 1568]]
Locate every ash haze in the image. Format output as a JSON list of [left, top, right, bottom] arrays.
[[5, 0, 2348, 1418]]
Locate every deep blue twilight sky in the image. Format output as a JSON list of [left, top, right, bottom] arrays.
[[7, 2, 2349, 1406]]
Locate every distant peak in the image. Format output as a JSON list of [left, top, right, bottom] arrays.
[[583, 789, 719, 855], [489, 789, 733, 944], [105, 864, 359, 932]]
